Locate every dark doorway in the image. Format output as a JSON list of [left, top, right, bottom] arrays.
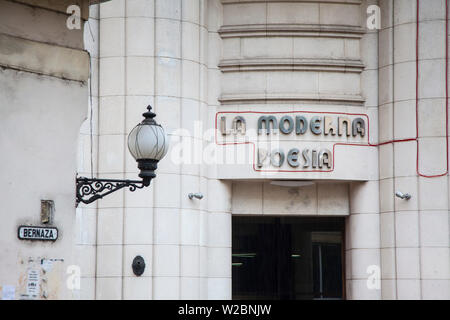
[[232, 216, 345, 300]]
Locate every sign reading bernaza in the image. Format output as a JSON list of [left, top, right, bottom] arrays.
[[18, 226, 58, 241]]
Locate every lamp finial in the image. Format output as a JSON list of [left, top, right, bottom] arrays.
[[142, 105, 157, 124]]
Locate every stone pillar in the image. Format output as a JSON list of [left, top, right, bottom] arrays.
[[96, 0, 129, 300], [378, 0, 450, 299], [95, 0, 231, 300], [346, 0, 381, 300], [205, 0, 233, 300], [347, 180, 381, 299], [149, 0, 213, 300], [415, 0, 450, 300]]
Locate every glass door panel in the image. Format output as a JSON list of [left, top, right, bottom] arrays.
[[232, 216, 345, 300]]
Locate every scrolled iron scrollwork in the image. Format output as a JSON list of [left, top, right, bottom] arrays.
[[76, 177, 147, 206]]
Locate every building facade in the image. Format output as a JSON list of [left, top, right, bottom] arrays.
[[0, 0, 449, 300], [0, 0, 100, 299]]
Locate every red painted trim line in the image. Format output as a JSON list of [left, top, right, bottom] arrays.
[[415, 0, 449, 178]]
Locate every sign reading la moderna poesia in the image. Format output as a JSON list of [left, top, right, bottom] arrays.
[[217, 111, 367, 171]]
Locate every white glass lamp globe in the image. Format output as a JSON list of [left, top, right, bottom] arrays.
[[127, 105, 169, 186]]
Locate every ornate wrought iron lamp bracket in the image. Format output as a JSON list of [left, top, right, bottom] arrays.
[[76, 177, 150, 206], [75, 105, 167, 207]]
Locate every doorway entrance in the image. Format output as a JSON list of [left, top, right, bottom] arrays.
[[232, 216, 345, 300]]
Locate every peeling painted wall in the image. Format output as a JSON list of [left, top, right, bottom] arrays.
[[0, 0, 91, 300]]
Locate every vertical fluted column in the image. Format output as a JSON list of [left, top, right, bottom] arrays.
[[379, 0, 450, 300], [149, 0, 212, 299], [378, 0, 396, 299], [122, 0, 156, 300], [96, 0, 128, 300], [346, 0, 381, 300], [97, 0, 159, 300], [96, 0, 230, 300], [205, 0, 232, 300], [414, 0, 450, 299]]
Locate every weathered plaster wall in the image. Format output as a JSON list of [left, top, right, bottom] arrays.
[[0, 0, 86, 50], [0, 68, 88, 299], [0, 0, 92, 299]]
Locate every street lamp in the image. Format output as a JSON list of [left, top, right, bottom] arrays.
[[76, 105, 169, 205]]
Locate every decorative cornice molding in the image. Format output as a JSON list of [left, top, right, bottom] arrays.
[[218, 24, 365, 39], [9, 0, 91, 20], [219, 58, 365, 73], [0, 33, 90, 82], [218, 93, 365, 105]]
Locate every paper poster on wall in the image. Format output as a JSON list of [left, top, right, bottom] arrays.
[[1, 285, 15, 300], [26, 269, 40, 298]]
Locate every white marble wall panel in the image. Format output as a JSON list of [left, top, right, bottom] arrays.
[[232, 181, 349, 216], [80, 0, 450, 301], [378, 0, 450, 300]]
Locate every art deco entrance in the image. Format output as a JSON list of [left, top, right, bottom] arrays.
[[232, 217, 345, 300]]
